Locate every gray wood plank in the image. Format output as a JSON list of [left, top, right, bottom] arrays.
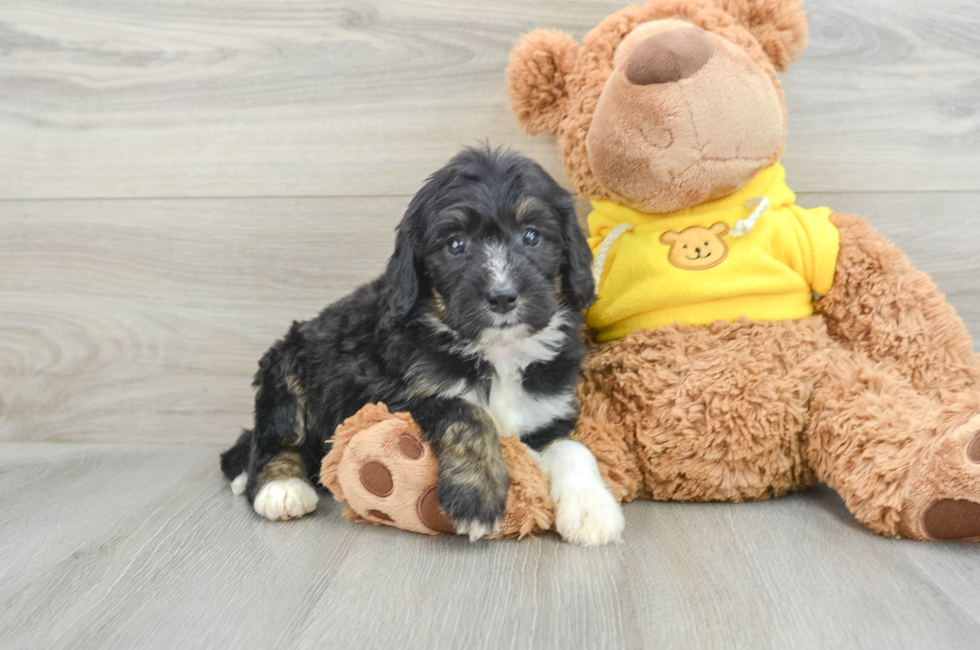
[[0, 197, 402, 444], [2, 443, 978, 650], [2, 193, 977, 445], [1, 0, 978, 200]]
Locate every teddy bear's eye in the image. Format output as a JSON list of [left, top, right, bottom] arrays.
[[683, 245, 688, 249], [705, 242, 709, 246]]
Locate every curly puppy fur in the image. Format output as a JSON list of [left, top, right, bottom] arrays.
[[221, 147, 604, 537]]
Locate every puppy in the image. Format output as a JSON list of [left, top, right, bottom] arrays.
[[221, 147, 624, 545]]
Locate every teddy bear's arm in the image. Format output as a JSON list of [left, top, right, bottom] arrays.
[[815, 213, 978, 394]]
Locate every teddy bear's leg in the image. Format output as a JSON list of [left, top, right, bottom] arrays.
[[573, 340, 647, 503], [577, 320, 825, 504], [807, 348, 980, 541], [816, 213, 979, 397]]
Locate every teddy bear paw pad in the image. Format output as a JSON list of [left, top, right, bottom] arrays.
[[417, 485, 455, 534], [922, 499, 980, 541], [359, 460, 394, 497]]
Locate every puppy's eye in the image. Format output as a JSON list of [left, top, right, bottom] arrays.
[[523, 228, 540, 247], [447, 237, 466, 255]]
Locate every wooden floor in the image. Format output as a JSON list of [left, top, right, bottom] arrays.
[[2, 1, 979, 648]]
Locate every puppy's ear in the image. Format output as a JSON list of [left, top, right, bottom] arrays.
[[556, 194, 595, 311], [381, 225, 419, 328], [506, 30, 579, 135]]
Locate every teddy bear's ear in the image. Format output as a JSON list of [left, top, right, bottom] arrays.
[[659, 231, 680, 245], [710, 222, 730, 237], [506, 30, 579, 135], [714, 0, 809, 71]]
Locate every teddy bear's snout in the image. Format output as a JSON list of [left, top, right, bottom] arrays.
[[624, 27, 714, 86]]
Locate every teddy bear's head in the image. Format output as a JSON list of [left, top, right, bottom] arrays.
[[506, 0, 808, 213]]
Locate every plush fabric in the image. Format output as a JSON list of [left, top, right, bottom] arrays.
[[586, 163, 839, 341], [506, 0, 980, 542], [505, 0, 804, 211], [584, 27, 785, 212], [321, 404, 556, 540], [572, 214, 980, 540]]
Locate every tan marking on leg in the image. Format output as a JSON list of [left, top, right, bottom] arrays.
[[258, 450, 306, 486], [439, 411, 509, 505]]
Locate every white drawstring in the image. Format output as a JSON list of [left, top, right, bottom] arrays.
[[731, 196, 769, 238], [590, 222, 634, 286]]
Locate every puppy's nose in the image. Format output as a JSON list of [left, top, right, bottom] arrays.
[[624, 27, 714, 85], [486, 287, 518, 314]]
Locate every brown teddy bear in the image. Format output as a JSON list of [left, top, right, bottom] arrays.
[[507, 0, 980, 541], [323, 0, 980, 543]]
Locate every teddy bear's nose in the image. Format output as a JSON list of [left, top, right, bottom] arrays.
[[624, 27, 715, 85]]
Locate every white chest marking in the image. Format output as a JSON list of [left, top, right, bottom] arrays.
[[463, 310, 577, 438]]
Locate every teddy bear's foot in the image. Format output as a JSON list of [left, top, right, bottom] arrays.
[[900, 415, 980, 542]]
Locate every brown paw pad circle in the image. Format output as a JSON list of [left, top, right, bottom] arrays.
[[367, 509, 393, 522], [359, 461, 393, 497], [417, 485, 455, 534], [398, 434, 424, 459], [923, 499, 980, 541]]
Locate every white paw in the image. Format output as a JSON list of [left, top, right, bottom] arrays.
[[230, 472, 248, 496], [454, 518, 500, 542], [553, 482, 624, 547], [535, 439, 625, 546], [253, 478, 318, 521]]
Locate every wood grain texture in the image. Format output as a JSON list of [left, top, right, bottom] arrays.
[[1, 443, 979, 650], [2, 192, 977, 445], [0, 197, 402, 444], [1, 0, 978, 199]]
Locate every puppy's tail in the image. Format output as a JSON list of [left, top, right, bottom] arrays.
[[220, 429, 252, 481]]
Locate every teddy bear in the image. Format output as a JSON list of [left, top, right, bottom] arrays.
[[505, 0, 980, 541], [322, 0, 980, 543]]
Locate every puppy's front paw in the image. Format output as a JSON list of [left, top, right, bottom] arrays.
[[438, 465, 510, 542], [434, 415, 511, 541], [553, 480, 624, 547], [253, 478, 318, 521]]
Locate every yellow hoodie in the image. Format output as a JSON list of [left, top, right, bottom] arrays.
[[587, 164, 839, 342]]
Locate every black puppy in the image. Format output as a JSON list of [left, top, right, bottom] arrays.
[[221, 147, 623, 545]]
